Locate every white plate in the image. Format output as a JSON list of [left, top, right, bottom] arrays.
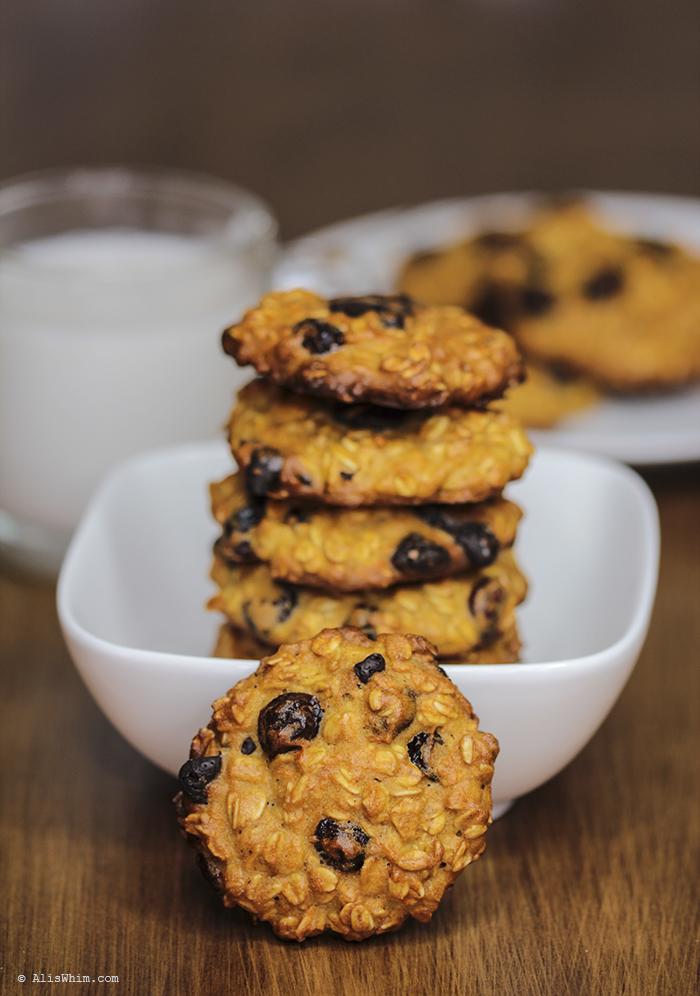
[[274, 191, 700, 465], [57, 442, 659, 813]]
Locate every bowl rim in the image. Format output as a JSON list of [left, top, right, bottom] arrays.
[[57, 440, 660, 678]]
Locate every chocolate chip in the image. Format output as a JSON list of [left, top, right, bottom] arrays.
[[407, 730, 442, 781], [360, 624, 377, 640], [548, 361, 579, 382], [240, 737, 256, 755], [391, 533, 450, 575], [340, 470, 354, 480], [257, 692, 323, 758], [232, 539, 256, 562], [294, 318, 345, 354], [407, 731, 431, 772], [313, 818, 369, 872], [230, 500, 266, 533], [469, 283, 513, 330], [332, 404, 411, 432], [329, 293, 414, 329], [474, 231, 522, 251], [469, 577, 506, 624], [245, 447, 283, 497], [196, 850, 225, 891], [213, 534, 256, 566], [214, 507, 261, 562], [453, 523, 500, 568], [582, 267, 625, 300], [353, 653, 386, 684], [520, 286, 555, 316], [273, 584, 298, 623], [414, 505, 453, 531], [475, 626, 501, 649], [414, 508, 500, 568], [178, 755, 222, 803]]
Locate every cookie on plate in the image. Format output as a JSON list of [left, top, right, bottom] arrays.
[[208, 549, 527, 660], [175, 627, 499, 941], [222, 289, 524, 409], [514, 206, 700, 391], [228, 380, 532, 506], [212, 621, 522, 665], [210, 472, 522, 590]]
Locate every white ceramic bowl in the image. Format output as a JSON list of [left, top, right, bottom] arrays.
[[57, 442, 659, 816]]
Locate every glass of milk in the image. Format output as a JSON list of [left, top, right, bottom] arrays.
[[0, 167, 277, 575]]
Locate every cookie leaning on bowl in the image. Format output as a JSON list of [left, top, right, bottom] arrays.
[[210, 472, 522, 591], [222, 289, 524, 408], [228, 379, 532, 506], [175, 627, 499, 941]]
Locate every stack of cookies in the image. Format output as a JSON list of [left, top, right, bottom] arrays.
[[208, 289, 533, 662]]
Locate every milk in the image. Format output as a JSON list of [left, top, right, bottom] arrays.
[[0, 227, 273, 562]]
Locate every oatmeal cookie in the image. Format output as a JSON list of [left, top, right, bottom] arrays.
[[228, 380, 532, 506], [175, 627, 499, 940], [222, 289, 524, 408], [208, 548, 527, 659], [210, 472, 522, 591], [212, 621, 522, 665], [513, 207, 700, 391]]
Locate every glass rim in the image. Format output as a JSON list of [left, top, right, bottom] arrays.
[[0, 165, 278, 284]]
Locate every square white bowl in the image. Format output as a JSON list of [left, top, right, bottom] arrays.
[[57, 442, 659, 815]]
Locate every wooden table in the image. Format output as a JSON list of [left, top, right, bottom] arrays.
[[2, 2, 700, 993]]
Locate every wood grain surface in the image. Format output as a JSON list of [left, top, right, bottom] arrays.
[[1, 2, 700, 994], [1, 465, 699, 996]]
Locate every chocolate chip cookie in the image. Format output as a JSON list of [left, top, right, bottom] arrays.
[[513, 206, 700, 391], [175, 627, 499, 940], [210, 472, 522, 591], [222, 289, 524, 408], [208, 548, 527, 660], [228, 380, 532, 506]]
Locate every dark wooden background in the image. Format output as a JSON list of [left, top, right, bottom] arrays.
[[2, 0, 699, 238], [1, 2, 699, 994]]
